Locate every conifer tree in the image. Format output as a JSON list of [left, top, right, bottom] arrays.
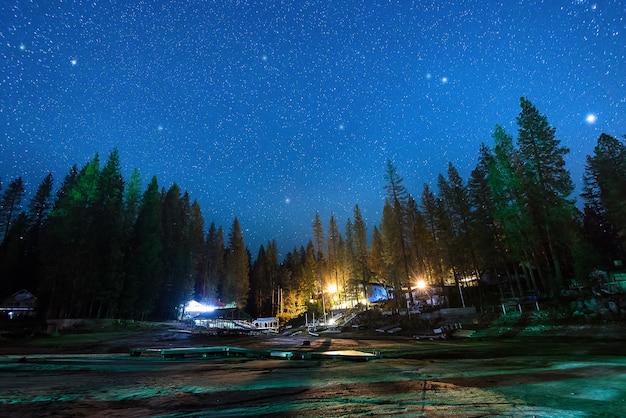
[[369, 225, 386, 287], [249, 244, 268, 317], [584, 133, 626, 244], [312, 211, 325, 262], [68, 155, 101, 317], [38, 166, 78, 317], [516, 97, 576, 290], [265, 239, 280, 313], [0, 177, 25, 244], [124, 168, 142, 230], [189, 200, 207, 304], [224, 217, 249, 308], [420, 183, 445, 286], [489, 125, 540, 294], [303, 241, 319, 312], [123, 176, 163, 319], [159, 183, 189, 318], [405, 195, 428, 282], [311, 212, 327, 310], [92, 149, 126, 317], [468, 146, 500, 269], [15, 173, 54, 294], [327, 214, 341, 302], [384, 161, 411, 296], [0, 212, 30, 296], [439, 163, 481, 291], [344, 217, 363, 303], [353, 205, 370, 305], [206, 222, 225, 303], [28, 173, 54, 234], [381, 200, 403, 308]]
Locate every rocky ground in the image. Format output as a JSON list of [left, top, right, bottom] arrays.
[[1, 320, 625, 417]]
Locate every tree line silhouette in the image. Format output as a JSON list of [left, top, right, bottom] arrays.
[[1, 97, 624, 320]]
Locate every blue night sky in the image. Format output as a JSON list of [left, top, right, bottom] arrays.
[[1, 0, 625, 254]]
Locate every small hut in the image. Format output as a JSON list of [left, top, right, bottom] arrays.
[[253, 317, 280, 333]]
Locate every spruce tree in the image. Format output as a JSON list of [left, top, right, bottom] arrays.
[[93, 149, 126, 317], [124, 168, 142, 230], [353, 205, 370, 305], [439, 163, 481, 291], [312, 212, 325, 262], [206, 222, 225, 302], [225, 217, 249, 308], [28, 173, 54, 233], [405, 195, 425, 281], [38, 166, 79, 318], [585, 133, 626, 240], [327, 214, 341, 302], [249, 245, 268, 317], [0, 177, 25, 244], [123, 176, 163, 319], [384, 161, 411, 296], [20, 174, 54, 294], [189, 200, 207, 304], [581, 133, 626, 262], [159, 183, 188, 318], [381, 200, 404, 309], [489, 125, 540, 295], [420, 183, 445, 287], [516, 97, 576, 290]]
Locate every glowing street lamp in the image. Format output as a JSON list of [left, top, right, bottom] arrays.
[[415, 279, 433, 307], [327, 283, 337, 294]]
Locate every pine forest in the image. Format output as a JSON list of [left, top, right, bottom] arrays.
[[1, 98, 625, 321]]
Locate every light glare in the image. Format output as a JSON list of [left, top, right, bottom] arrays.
[[185, 300, 216, 313]]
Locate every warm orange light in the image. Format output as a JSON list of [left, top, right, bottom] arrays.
[[416, 280, 427, 290]]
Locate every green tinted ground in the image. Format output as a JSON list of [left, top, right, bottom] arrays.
[[1, 329, 625, 417]]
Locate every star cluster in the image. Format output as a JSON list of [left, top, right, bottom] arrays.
[[1, 0, 624, 253]]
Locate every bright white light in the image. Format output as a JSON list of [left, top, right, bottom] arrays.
[[70, 59, 77, 66], [585, 113, 597, 124], [285, 197, 291, 204], [327, 283, 337, 294], [416, 280, 427, 290], [441, 77, 448, 83], [185, 300, 216, 313]]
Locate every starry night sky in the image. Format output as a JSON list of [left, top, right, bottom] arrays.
[[1, 0, 625, 254]]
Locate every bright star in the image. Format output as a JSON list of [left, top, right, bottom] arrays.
[[70, 59, 77, 66], [441, 77, 448, 84], [585, 113, 597, 124], [285, 197, 291, 204]]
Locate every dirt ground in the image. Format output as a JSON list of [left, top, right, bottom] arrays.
[[1, 327, 625, 417]]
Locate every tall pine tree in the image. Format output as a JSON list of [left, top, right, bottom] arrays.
[[516, 97, 576, 291], [224, 218, 249, 308]]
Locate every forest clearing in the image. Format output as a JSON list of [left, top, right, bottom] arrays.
[[1, 324, 625, 417]]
